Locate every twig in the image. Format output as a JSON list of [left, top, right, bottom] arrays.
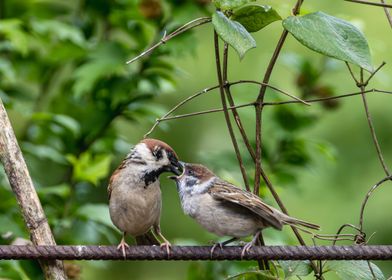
[[380, 0, 392, 27], [222, 44, 269, 270], [126, 17, 211, 64], [359, 176, 392, 232], [358, 69, 391, 176], [253, 0, 323, 277], [345, 62, 360, 85], [263, 88, 392, 106], [214, 32, 251, 191], [144, 84, 221, 138], [144, 80, 307, 138], [0, 98, 66, 279], [364, 61, 386, 85], [155, 102, 256, 121], [345, 0, 392, 8]]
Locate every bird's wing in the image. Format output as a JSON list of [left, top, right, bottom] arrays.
[[208, 180, 283, 230]]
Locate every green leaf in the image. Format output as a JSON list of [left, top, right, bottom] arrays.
[[22, 143, 68, 165], [283, 12, 372, 71], [31, 19, 86, 47], [232, 5, 281, 33], [72, 43, 126, 97], [212, 11, 256, 59], [213, 0, 255, 10], [76, 204, 116, 230], [227, 270, 278, 280], [0, 19, 29, 55], [279, 261, 312, 279], [37, 184, 71, 198], [325, 261, 385, 280], [32, 112, 81, 137], [67, 153, 112, 186]]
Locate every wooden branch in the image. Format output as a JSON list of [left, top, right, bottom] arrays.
[[0, 98, 66, 280]]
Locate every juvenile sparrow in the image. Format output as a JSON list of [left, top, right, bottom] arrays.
[[170, 162, 319, 257], [108, 138, 181, 257]]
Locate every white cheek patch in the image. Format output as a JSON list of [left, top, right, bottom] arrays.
[[191, 177, 214, 195]]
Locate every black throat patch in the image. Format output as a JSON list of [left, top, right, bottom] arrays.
[[142, 167, 166, 187]]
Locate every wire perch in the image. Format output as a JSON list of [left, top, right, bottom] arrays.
[[2, 245, 392, 260]]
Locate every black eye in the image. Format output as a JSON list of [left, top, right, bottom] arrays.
[[187, 169, 194, 176]]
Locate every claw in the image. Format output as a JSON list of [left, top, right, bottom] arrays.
[[160, 241, 171, 257], [210, 242, 224, 258], [240, 242, 254, 259], [117, 237, 130, 259], [240, 232, 260, 259]]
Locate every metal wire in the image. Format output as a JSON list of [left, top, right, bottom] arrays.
[[1, 245, 392, 261]]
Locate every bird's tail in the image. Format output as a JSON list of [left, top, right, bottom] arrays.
[[135, 231, 160, 245], [283, 215, 320, 231]]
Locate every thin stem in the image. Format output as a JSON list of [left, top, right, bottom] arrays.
[[214, 31, 251, 191], [155, 102, 256, 121], [345, 62, 360, 85], [126, 17, 211, 64], [144, 80, 307, 138], [147, 89, 392, 129], [364, 61, 386, 85], [144, 84, 221, 138], [263, 88, 389, 106], [345, 0, 392, 8], [380, 0, 392, 27], [222, 44, 268, 270], [253, 0, 322, 277], [358, 69, 391, 176], [359, 176, 392, 232]]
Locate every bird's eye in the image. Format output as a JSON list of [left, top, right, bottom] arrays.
[[187, 169, 194, 176]]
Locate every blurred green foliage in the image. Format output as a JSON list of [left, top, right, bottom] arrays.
[[1, 0, 392, 279]]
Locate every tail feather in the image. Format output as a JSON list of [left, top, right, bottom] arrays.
[[283, 216, 320, 231], [135, 231, 160, 245]]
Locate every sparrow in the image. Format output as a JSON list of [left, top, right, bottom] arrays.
[[108, 138, 181, 257], [170, 162, 319, 257]]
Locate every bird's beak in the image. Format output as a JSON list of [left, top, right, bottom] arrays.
[[168, 161, 185, 180], [169, 160, 183, 176]]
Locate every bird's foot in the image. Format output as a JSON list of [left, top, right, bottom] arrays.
[[240, 241, 255, 259], [160, 241, 172, 257], [117, 239, 130, 259], [241, 233, 260, 259], [210, 242, 224, 258]]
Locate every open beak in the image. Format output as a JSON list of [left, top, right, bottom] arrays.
[[168, 161, 185, 180], [169, 160, 183, 176]]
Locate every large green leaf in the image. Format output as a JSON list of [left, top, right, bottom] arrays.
[[212, 11, 256, 59], [67, 153, 112, 186], [213, 0, 255, 10], [283, 12, 372, 71], [325, 261, 385, 280], [279, 261, 312, 279], [76, 204, 116, 230], [232, 5, 281, 33]]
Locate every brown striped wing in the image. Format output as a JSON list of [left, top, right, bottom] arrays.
[[208, 180, 283, 230]]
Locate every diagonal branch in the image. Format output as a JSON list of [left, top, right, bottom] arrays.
[[0, 98, 66, 279], [380, 0, 392, 27], [345, 0, 392, 8], [214, 32, 250, 191], [126, 17, 211, 64]]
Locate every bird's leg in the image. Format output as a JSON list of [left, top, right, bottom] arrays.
[[241, 231, 261, 259], [210, 237, 238, 258], [153, 225, 171, 256], [117, 232, 129, 259]]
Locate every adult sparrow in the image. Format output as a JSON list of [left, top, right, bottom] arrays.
[[170, 162, 319, 257], [108, 138, 181, 257]]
